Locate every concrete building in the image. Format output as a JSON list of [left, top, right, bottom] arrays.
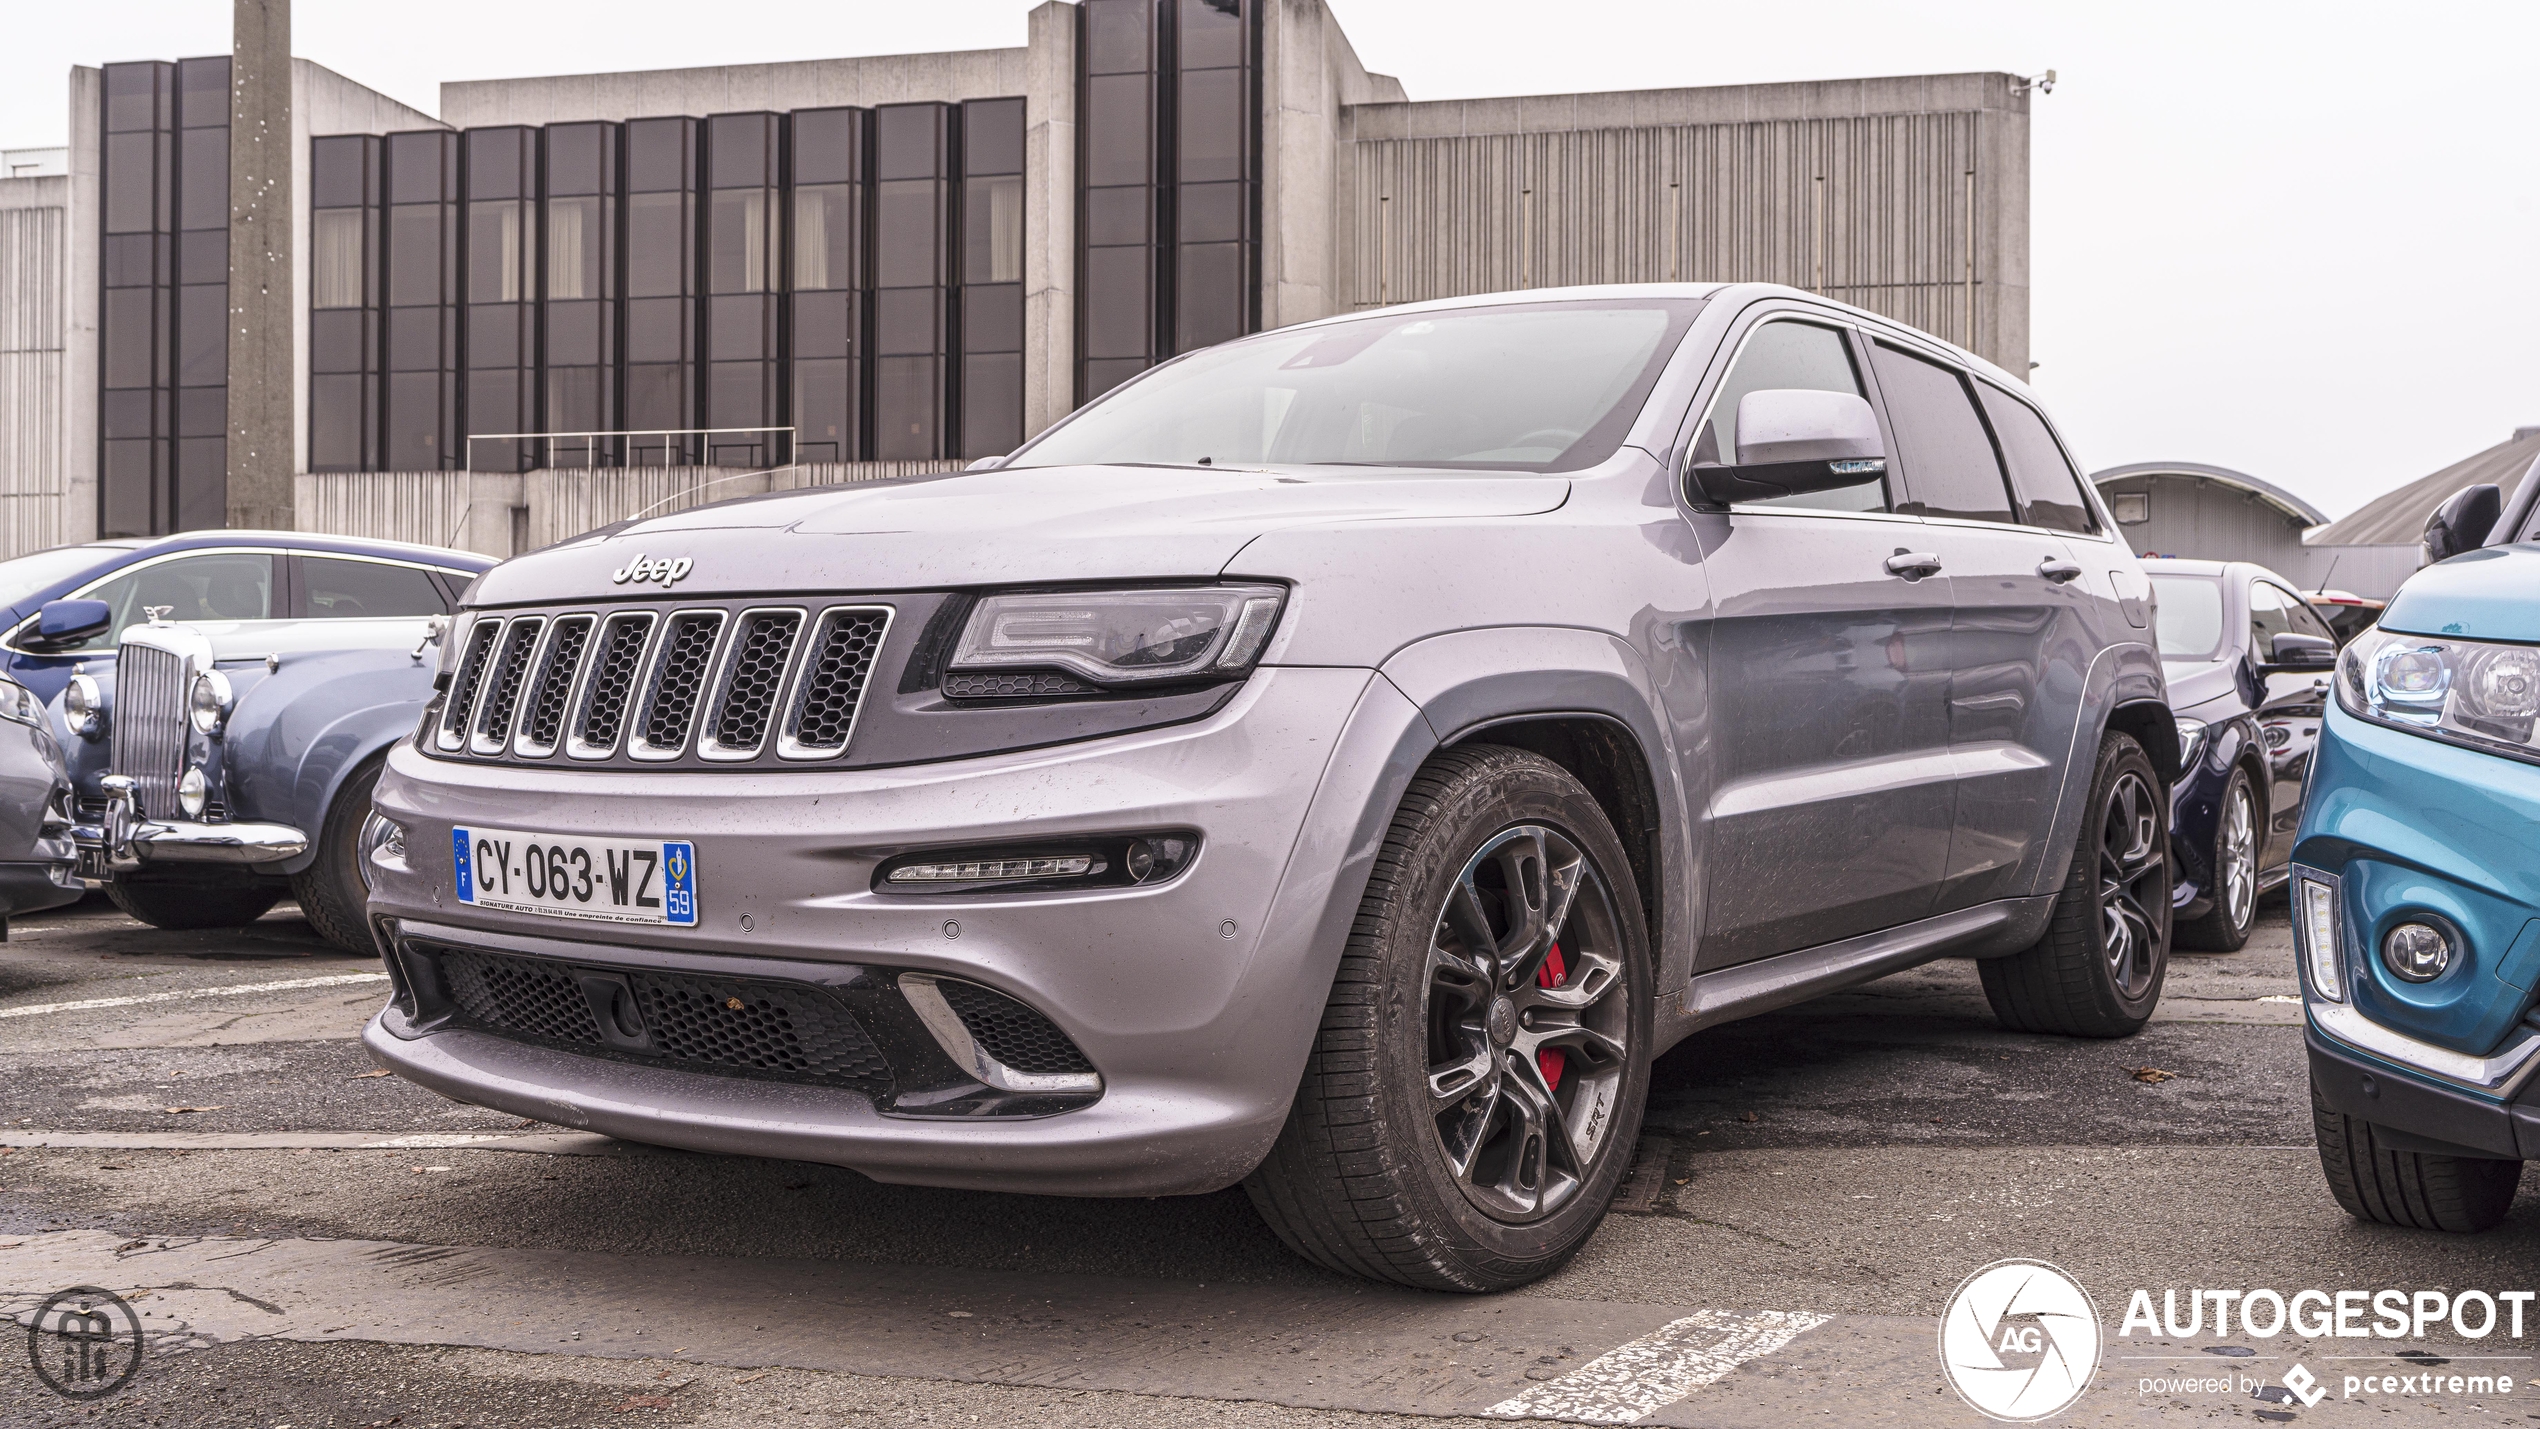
[[7, 0, 2041, 559], [2091, 461, 2419, 599]]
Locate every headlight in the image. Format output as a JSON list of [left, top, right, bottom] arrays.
[[178, 765, 208, 818], [0, 677, 39, 727], [64, 673, 98, 715], [949, 585, 1285, 690], [2176, 717, 2206, 767], [2337, 628, 2540, 760], [190, 669, 234, 735]]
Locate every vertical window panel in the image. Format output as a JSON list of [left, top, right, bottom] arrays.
[[312, 210, 365, 308]]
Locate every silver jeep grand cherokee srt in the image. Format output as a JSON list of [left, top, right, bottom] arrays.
[[365, 283, 2173, 1290]]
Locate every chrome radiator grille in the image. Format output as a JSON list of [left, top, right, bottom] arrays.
[[110, 643, 189, 819], [433, 601, 892, 768]]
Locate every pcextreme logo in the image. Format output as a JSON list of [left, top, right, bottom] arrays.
[[1939, 1259, 2104, 1422]]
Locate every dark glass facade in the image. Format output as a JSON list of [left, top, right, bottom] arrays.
[[316, 103, 1030, 471], [100, 56, 232, 536], [1076, 0, 1259, 403]]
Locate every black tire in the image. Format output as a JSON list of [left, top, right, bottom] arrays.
[[2176, 764, 2259, 953], [1980, 731, 2172, 1037], [291, 756, 384, 956], [2313, 1079, 2521, 1232], [1244, 745, 1653, 1292], [106, 876, 285, 931]]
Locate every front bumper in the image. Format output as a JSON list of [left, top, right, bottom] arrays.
[[361, 665, 1427, 1197], [2296, 701, 2540, 1160], [74, 779, 307, 876]]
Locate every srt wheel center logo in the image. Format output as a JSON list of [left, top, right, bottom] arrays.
[[1940, 1259, 2103, 1421], [26, 1285, 144, 1400]]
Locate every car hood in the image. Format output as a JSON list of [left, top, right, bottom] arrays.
[[470, 464, 1573, 604], [2161, 657, 2246, 715], [2381, 542, 2540, 643], [114, 616, 438, 664]]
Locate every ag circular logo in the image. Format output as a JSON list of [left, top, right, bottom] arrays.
[[1938, 1259, 2102, 1422], [26, 1285, 144, 1400]]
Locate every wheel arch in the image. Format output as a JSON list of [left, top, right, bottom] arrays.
[[2106, 697, 2181, 787], [1440, 712, 1665, 961]]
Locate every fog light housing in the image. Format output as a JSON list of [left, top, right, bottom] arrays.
[[1123, 836, 1194, 883], [873, 832, 1201, 895], [2383, 920, 2455, 983], [178, 765, 208, 818]]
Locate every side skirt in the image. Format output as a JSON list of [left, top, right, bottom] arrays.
[[1664, 894, 2058, 1041]]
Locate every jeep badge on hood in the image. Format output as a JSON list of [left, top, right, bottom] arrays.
[[611, 554, 692, 586]]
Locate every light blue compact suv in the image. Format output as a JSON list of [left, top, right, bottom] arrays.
[[2299, 470, 2540, 1232]]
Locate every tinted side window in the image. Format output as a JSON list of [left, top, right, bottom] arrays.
[[2268, 583, 2334, 643], [1976, 383, 2095, 534], [1868, 343, 2013, 524], [62, 553, 276, 652], [301, 557, 450, 618], [1693, 320, 1883, 513], [2247, 580, 2290, 652]]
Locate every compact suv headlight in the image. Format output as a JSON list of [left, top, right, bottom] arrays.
[[0, 677, 40, 728], [2338, 628, 2540, 761], [950, 585, 1285, 690], [190, 669, 234, 735]]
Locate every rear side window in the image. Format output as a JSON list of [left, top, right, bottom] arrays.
[[1976, 383, 2095, 534], [1692, 320, 1884, 513], [1868, 343, 2013, 524], [301, 557, 450, 618], [55, 552, 277, 652]]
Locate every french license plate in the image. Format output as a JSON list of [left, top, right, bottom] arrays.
[[452, 826, 698, 927]]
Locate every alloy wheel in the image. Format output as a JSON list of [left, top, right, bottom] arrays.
[[1422, 824, 1631, 1223], [2100, 771, 2167, 997], [2220, 781, 2256, 932]]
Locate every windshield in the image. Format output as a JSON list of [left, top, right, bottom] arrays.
[[1009, 299, 1704, 473], [2149, 573, 2226, 661], [0, 544, 124, 616]]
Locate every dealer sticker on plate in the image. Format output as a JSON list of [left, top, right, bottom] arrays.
[[453, 826, 698, 927]]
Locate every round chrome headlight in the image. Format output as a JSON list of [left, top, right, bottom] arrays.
[[178, 765, 208, 818], [2383, 920, 2454, 983], [190, 669, 234, 734], [65, 673, 98, 715]]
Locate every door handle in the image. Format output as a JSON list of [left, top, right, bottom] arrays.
[[2038, 557, 2084, 584], [1884, 551, 1943, 579]]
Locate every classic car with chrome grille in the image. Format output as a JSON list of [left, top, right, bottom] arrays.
[[73, 607, 456, 951], [366, 283, 2174, 1291]]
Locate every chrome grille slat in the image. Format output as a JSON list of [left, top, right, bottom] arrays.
[[470, 617, 545, 755], [516, 615, 593, 756], [109, 643, 188, 820], [438, 617, 504, 752], [629, 611, 726, 760], [698, 608, 803, 761], [781, 607, 893, 759], [569, 612, 658, 759]]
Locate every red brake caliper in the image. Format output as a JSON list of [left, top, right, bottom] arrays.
[[1536, 944, 1567, 1091]]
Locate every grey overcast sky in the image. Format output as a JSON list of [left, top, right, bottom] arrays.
[[9, 0, 2536, 519]]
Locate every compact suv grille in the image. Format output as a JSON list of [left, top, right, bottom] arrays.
[[934, 979, 1097, 1076], [431, 945, 891, 1092], [108, 642, 188, 820], [432, 601, 891, 769]]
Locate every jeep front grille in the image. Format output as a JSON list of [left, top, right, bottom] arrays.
[[436, 600, 892, 768], [109, 642, 188, 819]]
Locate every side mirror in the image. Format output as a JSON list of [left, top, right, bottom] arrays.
[[2423, 483, 2500, 565], [1688, 389, 1888, 505], [24, 599, 112, 653], [2263, 631, 2337, 672]]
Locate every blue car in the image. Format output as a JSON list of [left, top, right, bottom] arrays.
[[0, 532, 493, 812], [2144, 559, 2339, 951], [2298, 477, 2540, 1232]]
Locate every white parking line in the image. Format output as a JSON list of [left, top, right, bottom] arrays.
[[0, 972, 389, 1019], [1486, 1307, 1832, 1423]]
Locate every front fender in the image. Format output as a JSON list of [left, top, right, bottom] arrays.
[[224, 649, 436, 875], [1376, 626, 1697, 1018]]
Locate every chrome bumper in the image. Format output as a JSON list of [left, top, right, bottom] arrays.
[[78, 777, 307, 872]]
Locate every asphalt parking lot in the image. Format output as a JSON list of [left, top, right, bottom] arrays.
[[4, 893, 2537, 1427]]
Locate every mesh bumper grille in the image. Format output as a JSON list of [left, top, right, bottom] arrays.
[[934, 979, 1097, 1076]]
